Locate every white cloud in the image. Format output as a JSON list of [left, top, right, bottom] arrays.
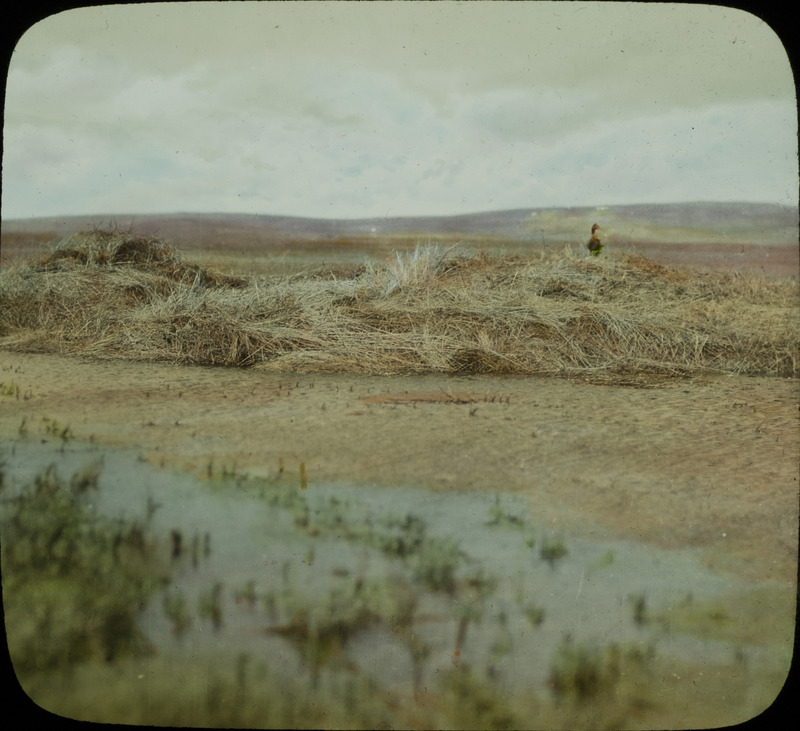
[[2, 2, 796, 219]]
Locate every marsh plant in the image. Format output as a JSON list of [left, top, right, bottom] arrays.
[[486, 494, 528, 528], [162, 590, 191, 635], [197, 581, 224, 630], [548, 636, 622, 701], [265, 573, 418, 687], [0, 380, 20, 399], [40, 415, 72, 443], [525, 603, 547, 628], [408, 534, 463, 594], [540, 535, 569, 567], [268, 480, 484, 594], [1, 461, 169, 674], [628, 592, 649, 626], [68, 456, 104, 493], [258, 478, 473, 596], [441, 667, 522, 730]]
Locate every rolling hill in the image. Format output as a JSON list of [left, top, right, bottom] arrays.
[[2, 202, 797, 275]]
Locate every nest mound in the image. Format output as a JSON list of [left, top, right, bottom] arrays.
[[34, 229, 247, 288], [1, 230, 797, 381]]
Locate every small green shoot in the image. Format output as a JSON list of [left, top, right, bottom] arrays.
[[0, 381, 20, 399], [486, 495, 527, 528], [628, 592, 648, 626], [540, 536, 568, 567], [40, 416, 72, 442]]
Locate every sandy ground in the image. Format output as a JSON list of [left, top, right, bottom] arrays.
[[1, 350, 797, 587]]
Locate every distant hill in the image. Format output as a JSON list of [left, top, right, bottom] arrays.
[[2, 202, 797, 276], [3, 201, 797, 244], [0, 208, 542, 244]]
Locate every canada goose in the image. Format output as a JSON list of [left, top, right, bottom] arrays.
[[587, 223, 603, 257]]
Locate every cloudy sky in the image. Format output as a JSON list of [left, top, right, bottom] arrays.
[[2, 1, 797, 220]]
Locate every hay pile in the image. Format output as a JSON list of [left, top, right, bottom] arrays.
[[1, 230, 797, 382]]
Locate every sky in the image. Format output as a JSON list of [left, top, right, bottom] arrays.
[[2, 1, 797, 220]]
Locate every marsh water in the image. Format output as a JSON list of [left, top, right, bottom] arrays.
[[2, 435, 776, 707]]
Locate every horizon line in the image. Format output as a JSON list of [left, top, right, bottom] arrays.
[[3, 200, 797, 224]]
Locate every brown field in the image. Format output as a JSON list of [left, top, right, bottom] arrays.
[[0, 208, 798, 729]]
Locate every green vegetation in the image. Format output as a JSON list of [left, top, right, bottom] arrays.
[[549, 636, 622, 700], [0, 380, 20, 399], [2, 452, 787, 729], [258, 476, 477, 596], [487, 494, 528, 528], [1, 461, 169, 675], [23, 653, 399, 729], [266, 573, 417, 687], [0, 228, 796, 382], [628, 591, 649, 626], [652, 586, 796, 647], [540, 536, 569, 566], [39, 415, 73, 442]]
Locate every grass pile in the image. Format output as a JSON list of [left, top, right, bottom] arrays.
[[0, 229, 796, 382]]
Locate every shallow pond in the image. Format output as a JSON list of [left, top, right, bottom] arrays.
[[0, 436, 786, 720]]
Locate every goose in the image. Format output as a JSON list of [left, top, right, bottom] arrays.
[[587, 223, 603, 257]]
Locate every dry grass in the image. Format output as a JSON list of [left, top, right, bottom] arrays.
[[1, 229, 797, 383]]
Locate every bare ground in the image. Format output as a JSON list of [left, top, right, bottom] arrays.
[[1, 349, 796, 586]]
